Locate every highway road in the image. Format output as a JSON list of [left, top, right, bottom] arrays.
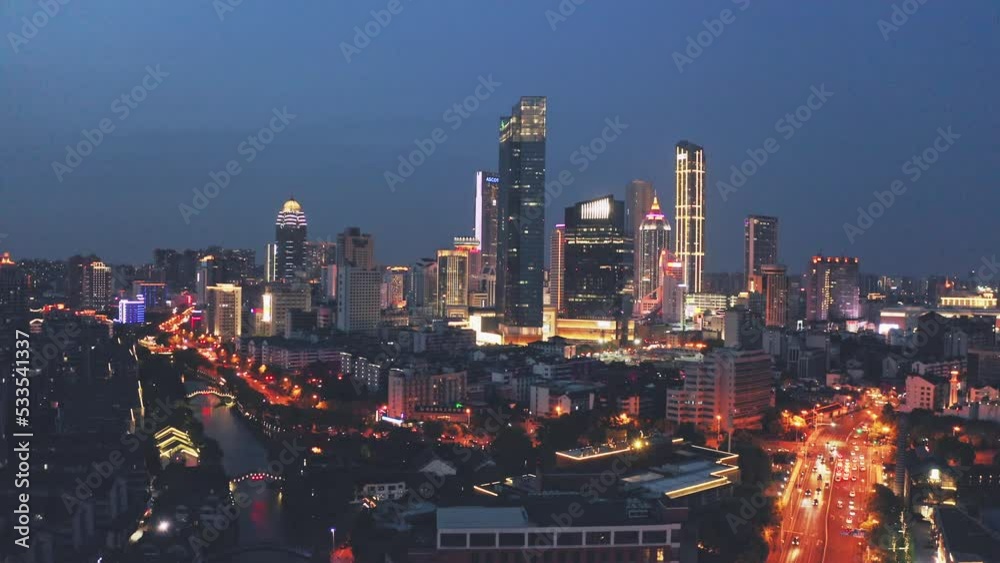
[[771, 410, 892, 563]]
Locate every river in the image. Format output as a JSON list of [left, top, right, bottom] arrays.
[[185, 382, 307, 562]]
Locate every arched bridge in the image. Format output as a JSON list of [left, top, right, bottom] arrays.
[[186, 389, 235, 402], [203, 542, 312, 561], [230, 471, 286, 486]]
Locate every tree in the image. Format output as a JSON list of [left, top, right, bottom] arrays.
[[491, 426, 535, 475], [422, 420, 445, 442]]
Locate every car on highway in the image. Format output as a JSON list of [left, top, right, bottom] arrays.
[[837, 499, 844, 508], [792, 536, 801, 546], [846, 517, 854, 526], [850, 490, 856, 497], [813, 499, 820, 507], [805, 489, 812, 497]]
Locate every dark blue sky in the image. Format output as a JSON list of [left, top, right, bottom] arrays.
[[2, 0, 997, 275]]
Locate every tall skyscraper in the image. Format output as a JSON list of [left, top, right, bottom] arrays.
[[625, 180, 655, 238], [408, 257, 438, 319], [745, 215, 779, 291], [636, 195, 671, 316], [206, 283, 242, 338], [475, 171, 501, 279], [805, 255, 860, 322], [336, 227, 380, 334], [437, 247, 470, 319], [549, 224, 566, 315], [84, 260, 113, 310], [272, 197, 308, 282], [674, 141, 706, 293], [563, 195, 632, 320], [196, 254, 218, 305], [760, 264, 788, 328], [497, 96, 547, 341], [382, 266, 410, 310]]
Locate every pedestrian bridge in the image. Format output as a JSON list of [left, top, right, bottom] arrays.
[[186, 389, 235, 402]]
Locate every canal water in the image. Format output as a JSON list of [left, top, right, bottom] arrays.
[[186, 382, 305, 562]]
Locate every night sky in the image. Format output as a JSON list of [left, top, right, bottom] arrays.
[[2, 0, 997, 276]]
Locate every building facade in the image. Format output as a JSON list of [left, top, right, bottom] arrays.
[[272, 198, 308, 282], [497, 96, 547, 341], [636, 196, 671, 316], [805, 255, 860, 322], [563, 196, 632, 321], [745, 215, 778, 292], [206, 284, 242, 338], [674, 141, 705, 293], [550, 224, 566, 315]]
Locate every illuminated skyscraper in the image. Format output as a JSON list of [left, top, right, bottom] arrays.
[[806, 255, 860, 322], [206, 283, 242, 338], [83, 260, 113, 310], [760, 264, 788, 328], [497, 96, 546, 341], [550, 224, 566, 315], [636, 195, 671, 316], [745, 215, 779, 292], [259, 282, 311, 337], [674, 141, 705, 293], [272, 197, 308, 282], [382, 266, 410, 310], [475, 171, 501, 279], [437, 247, 470, 319], [563, 195, 631, 320]]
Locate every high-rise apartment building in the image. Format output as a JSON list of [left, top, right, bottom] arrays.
[[549, 224, 566, 315], [382, 266, 409, 310], [665, 348, 772, 431], [563, 196, 632, 320], [636, 196, 671, 316], [497, 96, 546, 341], [387, 368, 468, 419], [761, 264, 788, 328], [805, 255, 860, 322], [272, 198, 308, 282], [674, 141, 706, 293], [336, 227, 380, 334], [745, 215, 778, 292], [206, 283, 242, 338], [83, 260, 113, 310], [259, 282, 312, 337]]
